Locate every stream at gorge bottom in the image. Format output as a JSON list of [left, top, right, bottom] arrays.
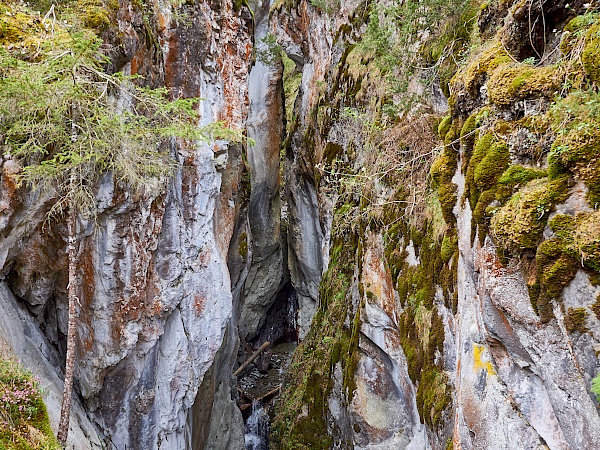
[[239, 342, 297, 450]]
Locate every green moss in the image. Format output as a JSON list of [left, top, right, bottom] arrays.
[[465, 133, 494, 208], [0, 2, 59, 52], [430, 150, 457, 189], [440, 233, 458, 263], [592, 294, 600, 320], [416, 369, 450, 428], [463, 132, 511, 241], [488, 64, 562, 106], [238, 232, 248, 258], [437, 115, 452, 139], [83, 7, 110, 31], [550, 211, 600, 272], [473, 139, 509, 192], [582, 22, 600, 84], [565, 307, 589, 333], [460, 112, 479, 151], [430, 127, 459, 227], [271, 236, 360, 449], [549, 90, 600, 205], [384, 222, 408, 286], [531, 239, 579, 321], [472, 188, 497, 242], [395, 226, 453, 429], [458, 42, 512, 95], [497, 165, 547, 187], [283, 52, 302, 134], [419, 0, 479, 98], [444, 123, 459, 148], [592, 373, 600, 402], [491, 177, 569, 251], [560, 13, 600, 55]]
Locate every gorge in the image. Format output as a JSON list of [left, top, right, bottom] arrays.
[[1, 0, 600, 449]]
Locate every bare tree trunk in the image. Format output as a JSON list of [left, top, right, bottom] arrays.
[[57, 204, 78, 446]]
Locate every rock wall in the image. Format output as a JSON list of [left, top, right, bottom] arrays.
[[0, 0, 253, 448], [271, 0, 600, 448], [238, 0, 286, 342]]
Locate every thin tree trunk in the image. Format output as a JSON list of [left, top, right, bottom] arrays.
[[57, 204, 78, 446]]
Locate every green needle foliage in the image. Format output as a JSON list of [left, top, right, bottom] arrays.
[[0, 29, 240, 217]]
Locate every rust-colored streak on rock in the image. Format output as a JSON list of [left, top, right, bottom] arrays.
[[78, 237, 97, 353], [193, 293, 207, 316], [130, 55, 140, 76], [164, 33, 179, 92], [109, 195, 166, 344], [0, 160, 19, 213], [216, 8, 252, 128]]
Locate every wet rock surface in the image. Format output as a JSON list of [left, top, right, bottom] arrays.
[[238, 342, 296, 403]]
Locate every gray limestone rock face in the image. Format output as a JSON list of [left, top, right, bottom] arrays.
[[237, 0, 287, 342], [191, 322, 245, 450], [0, 1, 253, 448], [286, 175, 324, 339]]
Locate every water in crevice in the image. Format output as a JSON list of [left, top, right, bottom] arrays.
[[239, 342, 296, 450], [245, 401, 269, 450]]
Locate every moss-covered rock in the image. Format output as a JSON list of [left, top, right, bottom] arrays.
[[458, 42, 512, 95], [83, 6, 110, 31], [430, 140, 459, 227], [530, 239, 580, 321], [497, 165, 547, 187], [437, 115, 453, 140], [565, 307, 589, 333], [440, 232, 458, 263], [549, 90, 600, 204], [473, 138, 510, 191], [550, 211, 600, 272], [491, 177, 568, 251], [0, 359, 59, 450], [488, 63, 562, 106], [582, 22, 600, 84], [561, 13, 600, 55], [394, 225, 453, 428], [592, 293, 600, 320]]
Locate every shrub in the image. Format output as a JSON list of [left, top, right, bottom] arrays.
[[361, 0, 478, 115]]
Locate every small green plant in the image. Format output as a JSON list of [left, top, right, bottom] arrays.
[[255, 33, 283, 67], [592, 373, 600, 402], [361, 0, 479, 114], [0, 358, 59, 449]]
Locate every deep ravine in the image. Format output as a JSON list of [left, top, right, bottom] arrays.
[[2, 1, 600, 450]]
